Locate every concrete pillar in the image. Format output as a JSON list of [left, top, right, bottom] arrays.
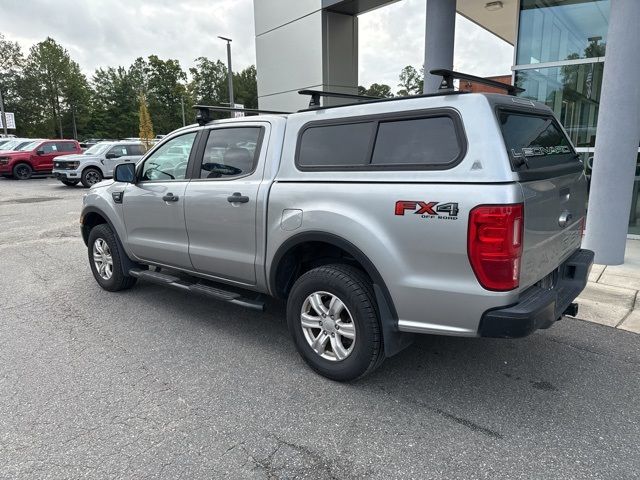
[[423, 0, 456, 93], [583, 0, 640, 265], [254, 1, 358, 112]]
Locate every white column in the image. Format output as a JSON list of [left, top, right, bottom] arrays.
[[583, 0, 640, 265], [423, 0, 456, 93]]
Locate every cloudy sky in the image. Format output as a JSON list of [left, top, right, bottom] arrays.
[[0, 0, 513, 92]]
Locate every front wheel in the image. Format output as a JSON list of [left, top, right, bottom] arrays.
[[81, 167, 103, 187], [287, 264, 384, 381], [87, 224, 137, 291], [13, 163, 32, 180]]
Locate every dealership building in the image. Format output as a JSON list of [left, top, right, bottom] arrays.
[[254, 0, 640, 264]]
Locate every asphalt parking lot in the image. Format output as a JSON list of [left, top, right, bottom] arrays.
[[1, 177, 639, 479]]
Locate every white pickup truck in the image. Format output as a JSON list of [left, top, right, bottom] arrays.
[[53, 141, 146, 187]]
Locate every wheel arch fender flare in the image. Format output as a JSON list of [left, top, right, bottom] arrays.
[[81, 205, 139, 275], [269, 231, 414, 357]]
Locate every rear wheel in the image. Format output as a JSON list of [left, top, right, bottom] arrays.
[[287, 264, 384, 381], [87, 224, 137, 291], [61, 179, 80, 186], [13, 163, 32, 180], [81, 168, 103, 187]]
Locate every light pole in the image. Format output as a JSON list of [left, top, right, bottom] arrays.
[[180, 95, 186, 126], [0, 88, 8, 136], [218, 36, 234, 112]]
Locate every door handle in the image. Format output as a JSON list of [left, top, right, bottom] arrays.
[[162, 193, 179, 202], [227, 192, 249, 204]]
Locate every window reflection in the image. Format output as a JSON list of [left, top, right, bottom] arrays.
[[517, 0, 610, 65], [515, 63, 603, 147]]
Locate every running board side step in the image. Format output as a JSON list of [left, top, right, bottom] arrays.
[[128, 269, 265, 311]]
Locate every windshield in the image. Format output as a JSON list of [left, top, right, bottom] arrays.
[[19, 141, 42, 151], [83, 143, 111, 155], [0, 140, 20, 150]]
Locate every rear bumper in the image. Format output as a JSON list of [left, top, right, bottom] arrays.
[[479, 249, 594, 338]]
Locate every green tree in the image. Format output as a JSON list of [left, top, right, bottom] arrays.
[[0, 33, 24, 134], [189, 57, 227, 105], [18, 37, 89, 138], [145, 55, 186, 135], [88, 66, 139, 139], [233, 65, 258, 108], [397, 66, 424, 96], [358, 83, 394, 98], [138, 93, 154, 149], [62, 60, 91, 139]]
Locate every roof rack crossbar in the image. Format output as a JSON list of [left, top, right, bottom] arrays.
[[298, 89, 381, 108], [193, 104, 291, 125], [430, 69, 524, 95]]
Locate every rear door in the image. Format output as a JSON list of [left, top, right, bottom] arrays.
[[183, 124, 267, 285], [122, 132, 198, 268], [497, 109, 587, 288]]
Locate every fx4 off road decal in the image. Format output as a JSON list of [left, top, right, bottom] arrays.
[[395, 201, 459, 220]]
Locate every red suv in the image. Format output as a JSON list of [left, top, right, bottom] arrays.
[[0, 139, 82, 180]]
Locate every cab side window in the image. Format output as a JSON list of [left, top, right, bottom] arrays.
[[128, 145, 146, 156], [42, 143, 58, 154], [199, 127, 262, 179], [56, 141, 77, 152], [140, 132, 197, 181], [107, 146, 127, 158]]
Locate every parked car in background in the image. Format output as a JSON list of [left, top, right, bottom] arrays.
[[52, 141, 146, 187], [0, 138, 36, 152], [0, 138, 12, 148], [0, 139, 82, 180]]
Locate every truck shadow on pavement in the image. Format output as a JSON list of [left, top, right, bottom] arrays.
[[126, 283, 639, 444]]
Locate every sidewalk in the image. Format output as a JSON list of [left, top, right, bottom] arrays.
[[576, 239, 640, 333]]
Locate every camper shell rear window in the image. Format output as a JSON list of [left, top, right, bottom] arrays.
[[497, 108, 579, 173]]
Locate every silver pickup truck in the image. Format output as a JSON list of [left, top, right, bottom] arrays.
[[80, 85, 593, 381], [53, 141, 145, 187]]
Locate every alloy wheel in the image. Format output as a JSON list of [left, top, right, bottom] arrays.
[[92, 238, 113, 280], [85, 170, 101, 185], [300, 291, 356, 361]]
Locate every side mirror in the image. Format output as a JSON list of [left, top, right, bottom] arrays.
[[114, 162, 136, 183], [36, 149, 44, 155], [105, 152, 117, 159]]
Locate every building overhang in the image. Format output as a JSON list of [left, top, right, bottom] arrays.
[[323, 0, 517, 45]]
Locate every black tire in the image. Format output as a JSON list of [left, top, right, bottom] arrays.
[[87, 224, 137, 292], [13, 163, 32, 180], [81, 167, 103, 188], [287, 264, 384, 381], [61, 179, 80, 186]]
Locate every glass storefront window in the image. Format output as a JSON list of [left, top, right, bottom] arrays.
[[515, 62, 603, 147], [627, 153, 640, 235], [517, 0, 610, 65]]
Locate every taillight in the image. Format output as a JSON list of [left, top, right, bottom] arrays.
[[468, 203, 524, 291]]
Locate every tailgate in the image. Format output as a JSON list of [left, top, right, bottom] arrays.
[[496, 107, 587, 289], [519, 171, 587, 288]]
